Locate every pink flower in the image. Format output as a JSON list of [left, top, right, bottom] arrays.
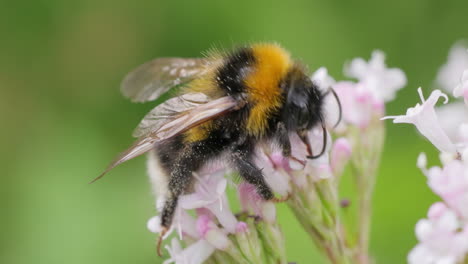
[[423, 160, 468, 220], [163, 213, 232, 264], [235, 221, 248, 233], [179, 171, 237, 233], [148, 208, 200, 241], [289, 127, 331, 166], [408, 203, 468, 264], [436, 42, 468, 93], [237, 183, 276, 223], [196, 214, 231, 250], [453, 69, 468, 105], [253, 149, 291, 196], [252, 126, 333, 190], [330, 138, 352, 175], [334, 81, 383, 129], [163, 238, 215, 264], [345, 50, 407, 102], [383, 88, 457, 153], [174, 209, 199, 239]]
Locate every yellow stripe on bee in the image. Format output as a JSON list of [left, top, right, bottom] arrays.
[[184, 121, 213, 143], [245, 43, 291, 136], [183, 61, 224, 99], [182, 60, 223, 143]]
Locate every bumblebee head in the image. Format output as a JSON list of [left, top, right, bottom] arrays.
[[281, 67, 324, 132]]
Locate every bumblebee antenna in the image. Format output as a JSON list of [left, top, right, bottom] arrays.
[[307, 120, 327, 159], [324, 88, 342, 128]]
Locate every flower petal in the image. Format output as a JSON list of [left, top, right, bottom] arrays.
[[383, 89, 456, 153], [311, 67, 336, 92], [436, 42, 468, 93], [345, 50, 407, 102]]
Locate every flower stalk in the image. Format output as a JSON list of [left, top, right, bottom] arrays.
[[349, 117, 385, 264]]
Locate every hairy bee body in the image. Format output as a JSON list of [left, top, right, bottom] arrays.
[[150, 43, 325, 228], [96, 43, 328, 247]]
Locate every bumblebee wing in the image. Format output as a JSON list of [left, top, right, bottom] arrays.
[[133, 92, 208, 137], [92, 93, 241, 183], [121, 57, 212, 103]]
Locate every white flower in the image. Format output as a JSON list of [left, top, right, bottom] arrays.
[[453, 69, 468, 104], [383, 88, 457, 153], [436, 42, 468, 93], [163, 238, 215, 264], [253, 148, 291, 196], [424, 160, 468, 220], [408, 203, 468, 264], [334, 81, 384, 129], [289, 127, 332, 167], [179, 171, 237, 233], [312, 67, 336, 92], [311, 67, 344, 129], [417, 153, 428, 170], [435, 102, 468, 143], [344, 50, 407, 102]]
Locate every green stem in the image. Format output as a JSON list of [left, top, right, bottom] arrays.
[[352, 120, 384, 264]]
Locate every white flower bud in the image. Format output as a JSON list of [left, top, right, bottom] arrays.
[[205, 229, 231, 251], [417, 153, 427, 170], [261, 202, 276, 224]]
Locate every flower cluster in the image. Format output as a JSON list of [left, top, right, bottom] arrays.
[[315, 50, 406, 263], [146, 50, 406, 264], [147, 164, 287, 264], [385, 42, 468, 264]]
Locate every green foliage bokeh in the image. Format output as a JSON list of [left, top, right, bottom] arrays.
[[1, 0, 467, 263]]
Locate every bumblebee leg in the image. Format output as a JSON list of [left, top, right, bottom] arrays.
[[160, 196, 179, 231], [231, 143, 274, 200], [157, 145, 206, 256], [159, 140, 221, 232], [277, 122, 291, 157]]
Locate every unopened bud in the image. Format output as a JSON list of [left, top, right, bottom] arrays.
[[261, 202, 277, 223], [340, 199, 351, 208], [205, 228, 231, 251]]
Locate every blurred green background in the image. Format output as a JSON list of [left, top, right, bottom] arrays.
[[1, 0, 467, 263]]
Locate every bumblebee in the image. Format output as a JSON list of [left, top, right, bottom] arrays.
[[95, 43, 339, 254]]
